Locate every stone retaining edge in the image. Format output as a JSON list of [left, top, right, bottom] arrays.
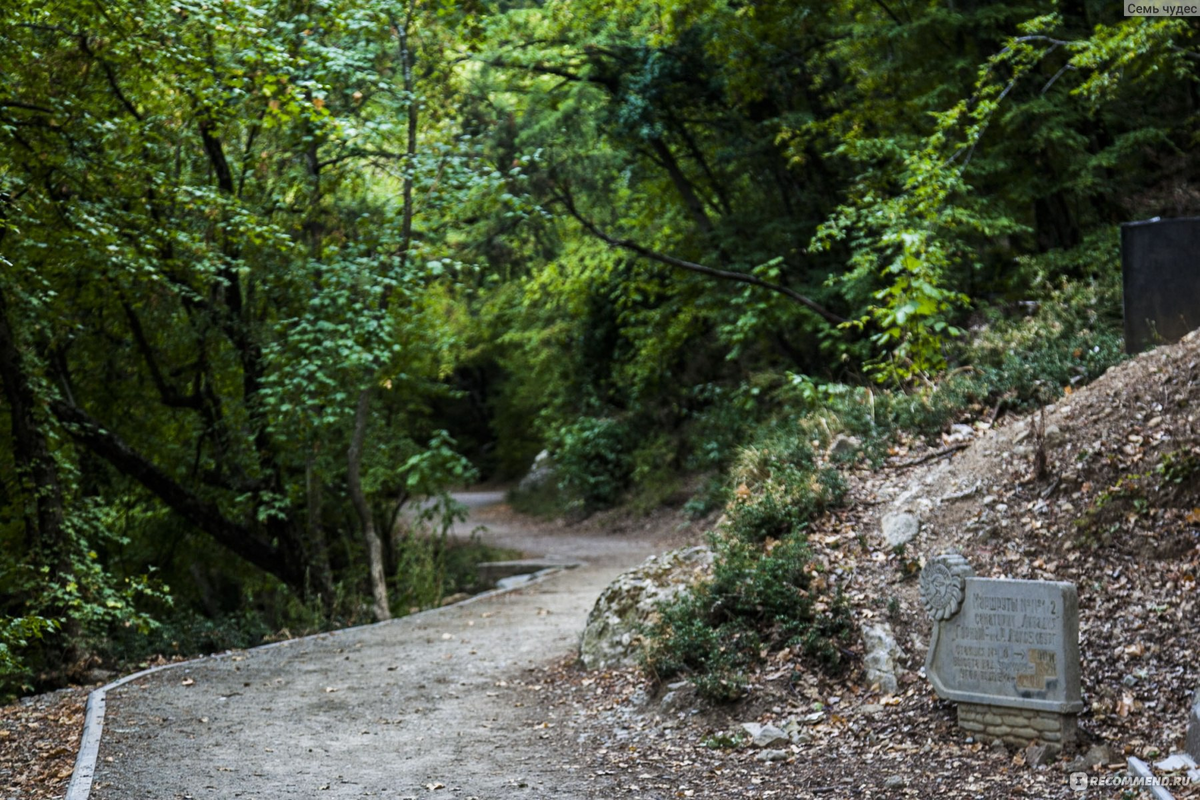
[[64, 564, 576, 800]]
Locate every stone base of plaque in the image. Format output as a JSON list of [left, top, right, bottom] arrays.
[[957, 703, 1077, 753]]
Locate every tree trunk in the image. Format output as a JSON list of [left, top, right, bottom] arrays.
[[0, 288, 65, 553], [305, 451, 335, 615], [0, 283, 81, 669], [348, 388, 390, 621]]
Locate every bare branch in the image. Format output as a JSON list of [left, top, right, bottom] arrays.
[[50, 398, 285, 579], [1041, 62, 1075, 94], [554, 189, 847, 326], [0, 100, 54, 114]]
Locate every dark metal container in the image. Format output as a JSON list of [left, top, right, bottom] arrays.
[[1121, 217, 1200, 354]]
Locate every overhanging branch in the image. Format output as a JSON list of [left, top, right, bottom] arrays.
[[50, 398, 286, 580], [554, 190, 847, 326]]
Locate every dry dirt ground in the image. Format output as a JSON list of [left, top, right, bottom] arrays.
[[0, 687, 88, 799], [538, 331, 1200, 800]]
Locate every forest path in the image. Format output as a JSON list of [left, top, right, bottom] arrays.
[[89, 494, 668, 799]]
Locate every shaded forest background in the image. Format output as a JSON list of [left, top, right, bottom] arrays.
[[1, 0, 1197, 695]]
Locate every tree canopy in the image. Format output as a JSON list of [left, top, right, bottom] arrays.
[[2, 0, 1197, 692]]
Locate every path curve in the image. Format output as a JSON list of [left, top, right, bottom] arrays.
[[85, 495, 667, 799]]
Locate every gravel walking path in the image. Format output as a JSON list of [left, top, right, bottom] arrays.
[[89, 495, 668, 799]]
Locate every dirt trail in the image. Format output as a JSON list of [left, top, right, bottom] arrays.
[[90, 495, 672, 799]]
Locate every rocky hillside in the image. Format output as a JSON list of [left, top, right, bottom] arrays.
[[540, 329, 1200, 800]]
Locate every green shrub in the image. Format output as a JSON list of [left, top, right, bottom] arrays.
[[0, 615, 55, 695], [680, 382, 760, 473], [551, 416, 634, 511], [441, 536, 522, 595], [628, 432, 685, 512], [102, 607, 274, 667], [1158, 447, 1200, 486], [392, 530, 521, 613], [681, 475, 729, 519], [643, 527, 853, 702]]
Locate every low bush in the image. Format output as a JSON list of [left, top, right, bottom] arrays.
[[642, 436, 851, 701], [105, 608, 274, 665], [507, 481, 570, 518], [643, 531, 853, 701], [550, 416, 634, 512], [391, 531, 520, 613]]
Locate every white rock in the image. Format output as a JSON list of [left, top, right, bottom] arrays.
[[1154, 753, 1196, 772], [578, 546, 713, 670], [862, 622, 904, 694], [741, 723, 790, 748], [827, 434, 862, 459], [496, 574, 533, 590], [754, 749, 789, 763], [781, 719, 814, 743], [880, 512, 920, 548], [1044, 424, 1065, 447], [517, 450, 555, 492]]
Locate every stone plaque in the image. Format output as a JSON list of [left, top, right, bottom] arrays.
[[921, 554, 1082, 750]]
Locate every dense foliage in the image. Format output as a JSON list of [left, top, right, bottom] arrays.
[[2, 0, 1195, 694]]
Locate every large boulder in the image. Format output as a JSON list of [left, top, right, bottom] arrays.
[[880, 512, 920, 548], [579, 546, 713, 670]]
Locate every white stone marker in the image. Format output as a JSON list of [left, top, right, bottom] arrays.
[[921, 553, 1083, 753]]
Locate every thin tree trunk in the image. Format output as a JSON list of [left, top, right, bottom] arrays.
[[344, 1, 419, 621], [342, 3, 418, 622], [348, 388, 390, 621], [305, 451, 335, 615], [399, 3, 417, 266]]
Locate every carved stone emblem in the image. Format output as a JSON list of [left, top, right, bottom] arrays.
[[920, 553, 974, 621]]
